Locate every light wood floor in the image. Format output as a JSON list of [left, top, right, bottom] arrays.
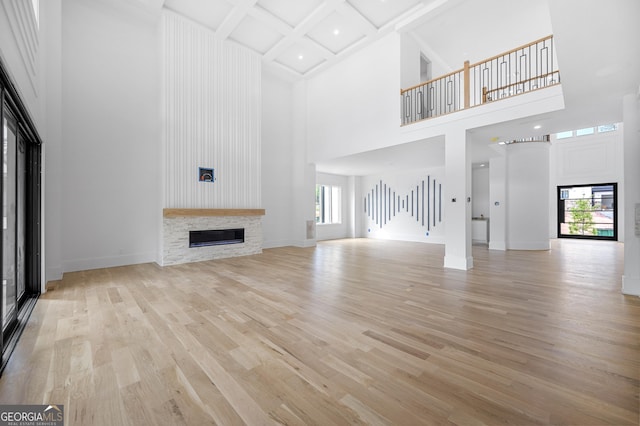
[[0, 239, 638, 425]]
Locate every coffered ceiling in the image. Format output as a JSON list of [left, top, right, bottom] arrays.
[[161, 0, 443, 78]]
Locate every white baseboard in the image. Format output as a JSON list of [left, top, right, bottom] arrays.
[[622, 275, 640, 297], [62, 251, 157, 274], [444, 255, 474, 270]]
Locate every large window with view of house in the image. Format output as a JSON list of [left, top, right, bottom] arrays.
[[557, 183, 617, 241]]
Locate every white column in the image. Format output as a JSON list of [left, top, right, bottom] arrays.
[[444, 128, 473, 269], [506, 143, 550, 250], [622, 93, 640, 296]]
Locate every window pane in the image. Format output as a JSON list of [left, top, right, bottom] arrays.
[[331, 186, 341, 224], [556, 130, 573, 139], [316, 184, 343, 224], [558, 184, 616, 240], [597, 124, 617, 133], [576, 127, 595, 136], [3, 115, 17, 331], [315, 185, 321, 223], [322, 186, 331, 224]]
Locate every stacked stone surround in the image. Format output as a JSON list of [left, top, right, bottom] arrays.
[[161, 211, 263, 266]]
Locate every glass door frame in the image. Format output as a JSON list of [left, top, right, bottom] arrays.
[[0, 56, 42, 373]]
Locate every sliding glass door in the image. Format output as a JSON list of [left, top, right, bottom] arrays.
[[0, 58, 42, 372], [2, 107, 30, 340]]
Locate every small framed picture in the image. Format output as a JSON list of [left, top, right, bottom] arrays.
[[199, 167, 215, 183]]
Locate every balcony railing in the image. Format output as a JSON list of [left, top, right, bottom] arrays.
[[496, 135, 550, 145], [401, 35, 560, 125]]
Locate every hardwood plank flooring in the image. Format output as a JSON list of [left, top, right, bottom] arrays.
[[1, 238, 638, 425]]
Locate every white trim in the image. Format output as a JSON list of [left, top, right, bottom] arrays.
[[1, 0, 39, 96], [622, 275, 640, 297]]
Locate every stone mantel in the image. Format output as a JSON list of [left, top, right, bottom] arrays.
[[163, 208, 266, 217]]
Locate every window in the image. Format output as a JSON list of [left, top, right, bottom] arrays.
[[556, 124, 618, 140], [315, 185, 341, 224], [557, 183, 617, 241], [576, 127, 595, 136], [597, 124, 617, 133], [556, 130, 573, 139]]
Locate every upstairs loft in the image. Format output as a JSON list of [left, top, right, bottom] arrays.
[[400, 35, 560, 126]]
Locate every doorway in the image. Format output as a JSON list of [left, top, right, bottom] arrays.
[[557, 183, 617, 240], [1, 58, 42, 373]]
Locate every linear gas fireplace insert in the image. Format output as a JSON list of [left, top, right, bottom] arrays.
[[189, 228, 245, 248]]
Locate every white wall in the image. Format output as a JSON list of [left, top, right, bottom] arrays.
[[315, 172, 350, 241], [59, 0, 160, 274], [622, 94, 639, 296], [489, 153, 507, 250], [472, 167, 490, 218], [42, 0, 63, 284], [261, 69, 294, 248], [549, 126, 624, 239], [292, 81, 317, 247], [400, 32, 422, 89], [360, 168, 445, 244], [507, 143, 550, 250], [307, 33, 401, 163]]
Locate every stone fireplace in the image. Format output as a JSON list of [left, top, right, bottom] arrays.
[[161, 208, 265, 266]]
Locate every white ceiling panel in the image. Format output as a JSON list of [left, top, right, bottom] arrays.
[[275, 42, 326, 74], [256, 0, 324, 27], [346, 0, 424, 28], [164, 0, 234, 31], [306, 11, 366, 54], [229, 14, 283, 54]]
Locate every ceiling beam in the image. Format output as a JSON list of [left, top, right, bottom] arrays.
[[216, 0, 258, 40]]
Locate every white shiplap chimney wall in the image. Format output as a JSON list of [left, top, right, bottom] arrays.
[[161, 12, 261, 209]]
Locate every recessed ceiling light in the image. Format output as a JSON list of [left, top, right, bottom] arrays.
[[534, 125, 541, 129], [333, 29, 340, 36], [480, 164, 486, 167], [298, 55, 304, 60]]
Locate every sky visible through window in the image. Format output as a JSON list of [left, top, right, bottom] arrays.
[[555, 123, 617, 139]]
